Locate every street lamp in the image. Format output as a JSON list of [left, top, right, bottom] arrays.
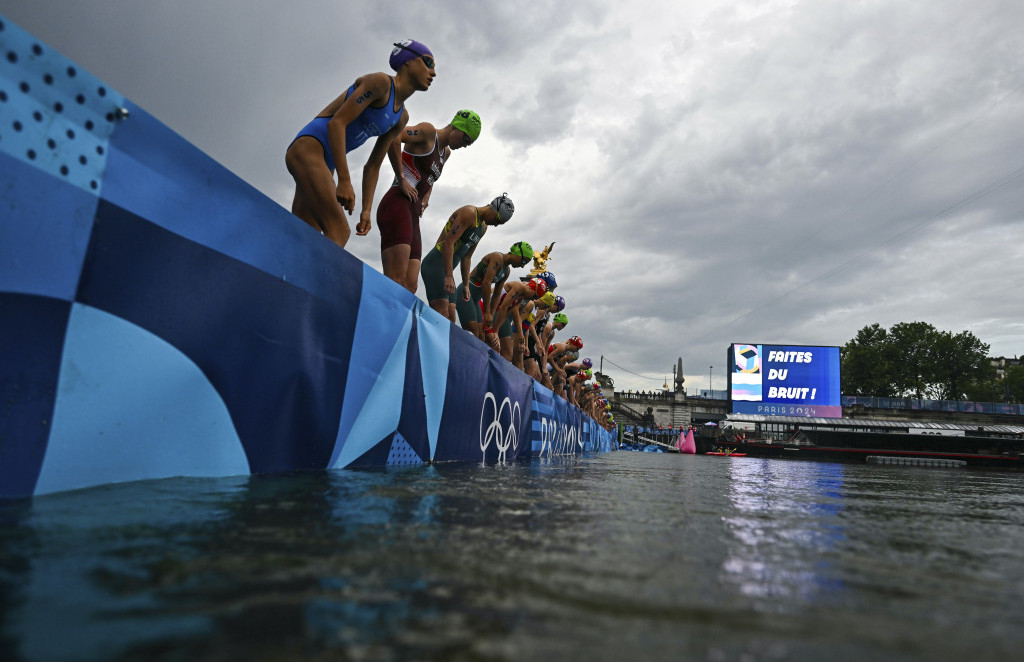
[[709, 365, 713, 394]]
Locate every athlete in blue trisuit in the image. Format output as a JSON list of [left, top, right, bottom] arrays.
[[420, 194, 516, 320], [286, 40, 434, 248]]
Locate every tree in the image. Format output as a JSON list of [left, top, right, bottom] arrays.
[[841, 322, 992, 400], [964, 362, 1023, 403], [840, 323, 894, 396], [964, 378, 1003, 403], [1006, 365, 1024, 403], [930, 330, 994, 400], [886, 321, 942, 398]]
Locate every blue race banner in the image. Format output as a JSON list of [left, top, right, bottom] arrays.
[[0, 15, 610, 498], [434, 328, 533, 464]]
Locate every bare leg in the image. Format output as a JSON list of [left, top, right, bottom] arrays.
[[429, 298, 449, 317], [512, 339, 525, 371], [382, 244, 413, 288], [285, 138, 351, 248], [405, 260, 421, 294], [499, 337, 513, 361]]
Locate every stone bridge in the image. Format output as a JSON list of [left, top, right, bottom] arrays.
[[610, 390, 1024, 429]]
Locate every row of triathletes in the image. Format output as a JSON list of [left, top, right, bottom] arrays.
[[283, 39, 615, 429]]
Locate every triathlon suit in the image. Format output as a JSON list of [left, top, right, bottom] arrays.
[[456, 258, 510, 326], [420, 208, 486, 303], [495, 289, 526, 339], [547, 345, 563, 380], [290, 78, 404, 172], [376, 138, 447, 260], [526, 316, 548, 365], [522, 307, 539, 334]]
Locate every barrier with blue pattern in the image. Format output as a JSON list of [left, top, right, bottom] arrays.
[[0, 16, 615, 499]]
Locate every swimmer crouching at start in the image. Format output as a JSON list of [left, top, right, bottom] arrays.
[[421, 193, 515, 321], [377, 110, 482, 292], [286, 39, 435, 248], [456, 241, 534, 342]]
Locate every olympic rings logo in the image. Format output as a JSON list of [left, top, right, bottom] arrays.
[[539, 418, 555, 457], [480, 392, 521, 463], [538, 417, 583, 457]]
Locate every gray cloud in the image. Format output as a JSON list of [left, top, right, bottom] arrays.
[[5, 0, 1023, 392]]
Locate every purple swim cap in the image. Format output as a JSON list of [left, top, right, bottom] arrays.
[[390, 39, 433, 71]]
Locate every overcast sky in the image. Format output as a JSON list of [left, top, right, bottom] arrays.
[[5, 0, 1023, 393]]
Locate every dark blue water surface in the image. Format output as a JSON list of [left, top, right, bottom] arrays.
[[2, 452, 1024, 661]]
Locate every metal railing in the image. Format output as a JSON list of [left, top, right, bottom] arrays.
[[842, 396, 1024, 416], [613, 392, 1024, 417]]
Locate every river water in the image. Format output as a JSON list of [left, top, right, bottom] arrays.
[[2, 452, 1023, 661]]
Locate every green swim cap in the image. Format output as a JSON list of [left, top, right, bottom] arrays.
[[553, 312, 568, 325], [451, 110, 482, 142], [511, 241, 534, 261]]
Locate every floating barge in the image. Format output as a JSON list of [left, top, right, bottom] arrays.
[[718, 415, 1024, 469]]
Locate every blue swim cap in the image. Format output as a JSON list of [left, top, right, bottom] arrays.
[[390, 39, 433, 71]]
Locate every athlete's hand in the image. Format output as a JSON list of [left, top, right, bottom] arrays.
[[356, 210, 372, 236], [444, 274, 455, 295], [336, 181, 355, 214], [461, 285, 470, 302], [399, 179, 418, 204]]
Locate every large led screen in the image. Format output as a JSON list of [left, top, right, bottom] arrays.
[[728, 344, 842, 418]]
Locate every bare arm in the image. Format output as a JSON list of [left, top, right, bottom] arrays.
[[511, 303, 525, 339], [357, 108, 409, 235], [491, 283, 519, 332], [488, 273, 509, 320], [528, 313, 544, 349], [326, 73, 392, 214], [438, 207, 472, 295], [553, 350, 568, 379], [420, 186, 433, 214], [384, 135, 409, 198], [478, 254, 501, 326], [458, 244, 477, 302]]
